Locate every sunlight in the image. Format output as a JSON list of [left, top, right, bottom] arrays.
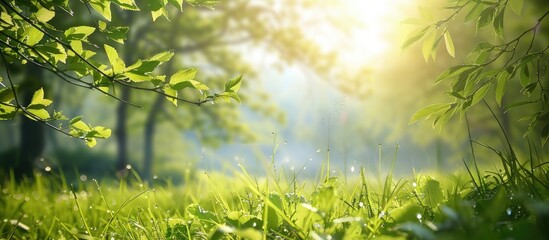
[[295, 0, 415, 67], [338, 0, 415, 65]]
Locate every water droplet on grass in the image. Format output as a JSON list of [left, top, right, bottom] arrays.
[[417, 213, 422, 220], [351, 166, 355, 172], [378, 211, 385, 218], [80, 175, 87, 181], [316, 148, 321, 153], [506, 208, 512, 216], [126, 164, 132, 170], [45, 166, 51, 172]]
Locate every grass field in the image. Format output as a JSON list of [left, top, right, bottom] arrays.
[[2, 143, 549, 240]]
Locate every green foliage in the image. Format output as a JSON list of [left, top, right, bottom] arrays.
[[0, 0, 240, 147], [405, 0, 549, 146], [2, 157, 549, 239]]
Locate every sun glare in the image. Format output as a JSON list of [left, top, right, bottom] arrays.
[[300, 0, 415, 68], [341, 0, 413, 65]]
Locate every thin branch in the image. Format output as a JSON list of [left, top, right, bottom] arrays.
[[0, 49, 84, 140]]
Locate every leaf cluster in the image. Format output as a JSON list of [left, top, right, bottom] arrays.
[[0, 0, 241, 147], [405, 0, 549, 146]]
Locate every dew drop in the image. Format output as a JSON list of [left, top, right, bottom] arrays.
[[80, 175, 88, 181], [351, 166, 355, 172], [316, 148, 321, 153], [416, 213, 422, 220], [378, 211, 386, 218], [153, 175, 158, 180], [506, 208, 512, 216], [126, 164, 132, 170], [45, 166, 51, 172]]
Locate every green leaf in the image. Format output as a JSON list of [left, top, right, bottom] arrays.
[[112, 0, 139, 11], [0, 87, 16, 102], [0, 104, 16, 120], [168, 0, 184, 11], [170, 68, 198, 85], [519, 63, 531, 88], [101, 25, 129, 44], [477, 7, 495, 31], [409, 103, 451, 124], [503, 100, 535, 113], [402, 26, 431, 50], [35, 42, 67, 64], [515, 53, 538, 69], [495, 70, 510, 106], [420, 178, 445, 207], [267, 192, 283, 231], [443, 31, 455, 57], [435, 65, 478, 83], [70, 116, 92, 132], [510, 0, 523, 15], [148, 0, 168, 21], [465, 3, 484, 22], [65, 26, 96, 41], [25, 26, 44, 46], [218, 92, 241, 103], [224, 75, 242, 92], [87, 126, 111, 138], [148, 51, 174, 62], [0, 12, 13, 26], [85, 138, 97, 148], [467, 42, 492, 64], [186, 204, 217, 223], [34, 7, 55, 23], [26, 109, 50, 120], [123, 72, 153, 82], [172, 80, 209, 91], [89, 0, 112, 21], [28, 88, 52, 108], [471, 84, 491, 106], [493, 8, 505, 39], [422, 31, 436, 62], [164, 86, 177, 106], [104, 44, 126, 74]]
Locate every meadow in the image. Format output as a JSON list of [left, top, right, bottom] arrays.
[[2, 143, 548, 240]]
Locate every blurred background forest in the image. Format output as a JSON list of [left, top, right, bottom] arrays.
[[1, 0, 548, 184]]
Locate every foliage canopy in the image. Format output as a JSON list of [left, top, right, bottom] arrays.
[[0, 0, 240, 147], [406, 0, 549, 146]]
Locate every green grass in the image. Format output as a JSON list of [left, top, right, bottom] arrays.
[[1, 144, 549, 239]]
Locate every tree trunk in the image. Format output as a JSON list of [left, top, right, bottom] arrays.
[[115, 12, 134, 176], [115, 87, 131, 175], [142, 13, 181, 183], [143, 94, 164, 182], [16, 65, 45, 178]]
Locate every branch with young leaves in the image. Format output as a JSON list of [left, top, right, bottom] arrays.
[[405, 0, 549, 146], [0, 0, 241, 147]]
